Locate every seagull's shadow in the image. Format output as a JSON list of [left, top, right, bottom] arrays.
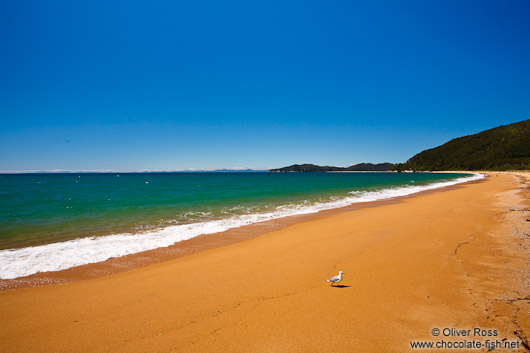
[[331, 285, 350, 288]]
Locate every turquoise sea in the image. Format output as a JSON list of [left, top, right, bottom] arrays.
[[0, 172, 480, 279]]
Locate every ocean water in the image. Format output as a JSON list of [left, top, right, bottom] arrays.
[[0, 172, 482, 279]]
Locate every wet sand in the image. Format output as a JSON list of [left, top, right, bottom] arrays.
[[0, 172, 529, 352]]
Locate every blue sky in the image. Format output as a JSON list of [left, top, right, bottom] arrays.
[[1, 0, 529, 171]]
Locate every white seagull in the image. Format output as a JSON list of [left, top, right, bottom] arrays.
[[327, 271, 345, 286]]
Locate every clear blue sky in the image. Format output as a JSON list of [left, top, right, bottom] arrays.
[[1, 0, 529, 171]]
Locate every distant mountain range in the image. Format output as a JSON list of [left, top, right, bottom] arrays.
[[269, 119, 530, 173], [268, 163, 395, 172], [393, 119, 530, 171]]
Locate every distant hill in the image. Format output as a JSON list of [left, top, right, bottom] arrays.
[[393, 119, 530, 171], [269, 163, 395, 172], [346, 163, 395, 171]]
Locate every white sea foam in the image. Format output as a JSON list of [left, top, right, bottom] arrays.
[[0, 173, 484, 279]]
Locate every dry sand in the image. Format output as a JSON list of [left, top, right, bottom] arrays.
[[1, 173, 529, 352]]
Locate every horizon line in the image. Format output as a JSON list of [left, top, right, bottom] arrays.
[[0, 163, 400, 174], [0, 168, 272, 174]]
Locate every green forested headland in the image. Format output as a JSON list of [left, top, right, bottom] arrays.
[[393, 119, 530, 171]]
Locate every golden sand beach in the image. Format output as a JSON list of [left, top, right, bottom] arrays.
[[1, 173, 529, 352]]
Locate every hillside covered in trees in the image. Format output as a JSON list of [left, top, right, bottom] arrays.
[[393, 119, 530, 171]]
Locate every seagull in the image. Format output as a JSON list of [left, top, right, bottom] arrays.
[[327, 271, 344, 286]]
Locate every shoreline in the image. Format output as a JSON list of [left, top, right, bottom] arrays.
[[0, 172, 528, 352], [0, 173, 484, 291]]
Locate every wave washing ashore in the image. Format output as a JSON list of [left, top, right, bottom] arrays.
[[0, 172, 483, 279]]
